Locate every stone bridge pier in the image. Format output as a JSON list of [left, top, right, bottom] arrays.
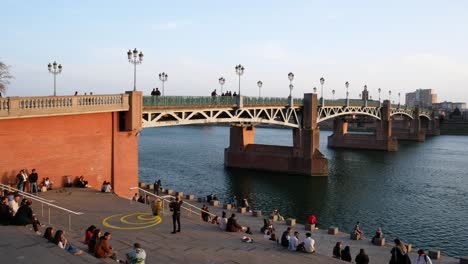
[[392, 108, 426, 142], [426, 115, 441, 136], [224, 93, 328, 176], [327, 100, 398, 151]]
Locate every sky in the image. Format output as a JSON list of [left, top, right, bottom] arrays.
[[1, 0, 468, 104]]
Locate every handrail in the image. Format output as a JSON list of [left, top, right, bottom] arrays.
[[0, 183, 83, 231], [0, 183, 55, 203], [129, 187, 218, 219]]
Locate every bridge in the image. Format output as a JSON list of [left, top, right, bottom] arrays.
[[0, 92, 440, 198], [141, 96, 434, 128]]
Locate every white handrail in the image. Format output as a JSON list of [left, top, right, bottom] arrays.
[[129, 187, 218, 218], [0, 183, 83, 231], [0, 183, 55, 203]]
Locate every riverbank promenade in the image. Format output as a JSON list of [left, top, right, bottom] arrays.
[[1, 188, 460, 264]]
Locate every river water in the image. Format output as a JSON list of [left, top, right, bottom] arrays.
[[139, 126, 468, 257]]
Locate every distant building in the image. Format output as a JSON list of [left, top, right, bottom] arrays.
[[405, 89, 437, 108], [433, 101, 466, 116]]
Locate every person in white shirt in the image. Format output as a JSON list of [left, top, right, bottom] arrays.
[[8, 194, 20, 216], [304, 232, 316, 253], [415, 249, 433, 264], [288, 231, 302, 251], [219, 211, 228, 231]]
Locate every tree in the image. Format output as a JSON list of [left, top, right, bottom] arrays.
[[0, 61, 14, 95]]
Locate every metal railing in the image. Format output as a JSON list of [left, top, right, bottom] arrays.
[[0, 183, 83, 231], [143, 96, 236, 107], [129, 187, 218, 219]]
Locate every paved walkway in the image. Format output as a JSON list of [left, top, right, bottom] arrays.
[[1, 188, 460, 264]]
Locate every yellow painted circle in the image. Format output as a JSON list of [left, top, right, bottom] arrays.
[[102, 212, 162, 230]]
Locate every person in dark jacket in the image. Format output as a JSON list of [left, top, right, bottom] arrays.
[[170, 196, 183, 234], [226, 213, 243, 232], [355, 248, 370, 264], [28, 169, 39, 194], [0, 196, 13, 225], [389, 238, 410, 264], [11, 199, 41, 233], [88, 229, 101, 253], [341, 246, 352, 262], [280, 227, 291, 247], [333, 241, 342, 259]]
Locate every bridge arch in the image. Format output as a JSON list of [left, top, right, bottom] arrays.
[[317, 106, 381, 123]]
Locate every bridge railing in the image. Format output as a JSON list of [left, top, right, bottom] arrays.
[[143, 96, 236, 107], [0, 94, 129, 119]]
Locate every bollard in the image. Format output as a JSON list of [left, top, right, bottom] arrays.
[[166, 189, 174, 195], [148, 184, 154, 190], [210, 200, 219, 207], [223, 204, 232, 210], [185, 194, 195, 200], [176, 191, 183, 197], [237, 207, 246, 214], [139, 182, 146, 188], [286, 218, 296, 227], [372, 237, 385, 246], [328, 226, 339, 235], [428, 250, 440, 260], [407, 244, 412, 253], [350, 233, 361, 240], [305, 224, 316, 231], [198, 197, 206, 203], [252, 210, 262, 217], [269, 215, 278, 222]]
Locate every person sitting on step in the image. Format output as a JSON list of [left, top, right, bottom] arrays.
[[88, 229, 101, 253], [372, 227, 384, 243], [53, 230, 83, 256], [43, 226, 54, 242], [11, 199, 43, 234], [226, 213, 244, 232], [354, 221, 364, 239], [219, 211, 228, 231]]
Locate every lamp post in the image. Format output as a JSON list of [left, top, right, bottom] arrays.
[[313, 87, 317, 93], [320, 77, 325, 106], [218, 77, 225, 94], [288, 72, 294, 98], [127, 48, 144, 91], [159, 72, 168, 96], [235, 64, 244, 95], [398, 92, 401, 107], [389, 90, 392, 103], [47, 61, 62, 96], [257, 80, 263, 97], [378, 88, 382, 106], [345, 81, 349, 106], [332, 89, 335, 100]]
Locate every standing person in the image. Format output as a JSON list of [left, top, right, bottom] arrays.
[[415, 249, 433, 264], [341, 246, 352, 262], [170, 196, 183, 234], [304, 232, 316, 253], [21, 169, 29, 192], [153, 179, 159, 195], [333, 241, 342, 259], [126, 242, 146, 264], [29, 169, 39, 194], [157, 179, 162, 192], [355, 248, 370, 264], [389, 238, 410, 264], [16, 170, 25, 191]]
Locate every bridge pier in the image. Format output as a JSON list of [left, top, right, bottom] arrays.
[[426, 116, 441, 136], [327, 100, 398, 151], [392, 108, 426, 142], [224, 93, 328, 176]]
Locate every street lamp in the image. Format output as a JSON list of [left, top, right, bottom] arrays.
[[313, 87, 317, 93], [159, 72, 168, 96], [332, 89, 335, 100], [320, 77, 325, 106], [48, 61, 62, 96], [127, 48, 144, 91], [257, 80, 263, 97], [288, 72, 294, 98], [398, 92, 401, 106], [389, 90, 392, 102], [378, 88, 382, 106], [345, 81, 349, 106], [218, 77, 225, 94], [235, 64, 244, 95]]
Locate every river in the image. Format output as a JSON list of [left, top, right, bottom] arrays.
[[139, 126, 468, 257]]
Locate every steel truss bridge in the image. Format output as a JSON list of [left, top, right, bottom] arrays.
[[142, 96, 433, 129]]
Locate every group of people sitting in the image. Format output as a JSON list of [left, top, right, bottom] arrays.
[[280, 227, 316, 253], [100, 181, 113, 193], [0, 190, 44, 234], [84, 225, 146, 263]]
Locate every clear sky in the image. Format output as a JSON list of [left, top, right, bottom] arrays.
[[2, 0, 467, 103]]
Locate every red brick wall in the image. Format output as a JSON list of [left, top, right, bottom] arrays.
[[0, 112, 138, 197]]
